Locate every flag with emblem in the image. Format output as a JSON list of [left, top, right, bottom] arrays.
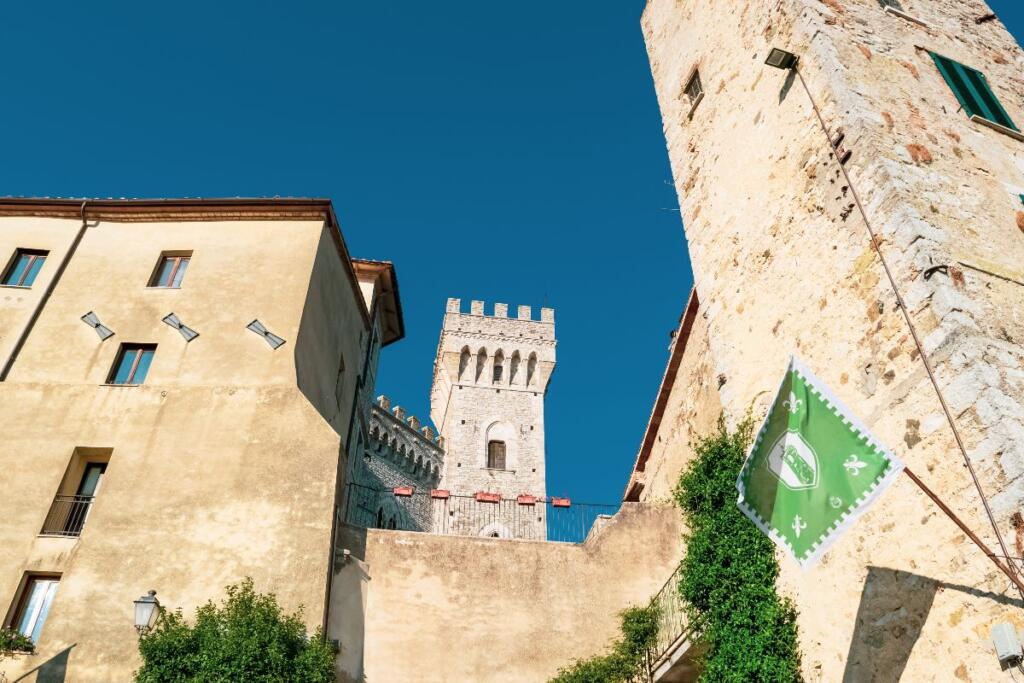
[[736, 356, 904, 568]]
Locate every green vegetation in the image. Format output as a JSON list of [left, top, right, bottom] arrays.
[[135, 578, 335, 683], [549, 605, 660, 683], [0, 628, 34, 659], [674, 418, 802, 682]]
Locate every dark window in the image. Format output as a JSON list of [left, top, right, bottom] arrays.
[[2, 249, 48, 287], [684, 70, 703, 104], [108, 344, 156, 385], [930, 52, 1017, 131], [42, 463, 106, 537], [149, 253, 191, 288], [487, 440, 506, 469], [9, 575, 60, 643]]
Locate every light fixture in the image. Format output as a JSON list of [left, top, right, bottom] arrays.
[[80, 311, 114, 340], [162, 312, 199, 342], [247, 319, 286, 350], [133, 590, 161, 634], [765, 47, 799, 70]]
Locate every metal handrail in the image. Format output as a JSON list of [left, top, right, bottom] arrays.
[[40, 494, 95, 537]]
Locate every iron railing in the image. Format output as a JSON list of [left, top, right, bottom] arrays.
[[40, 495, 95, 537], [645, 561, 703, 679], [342, 483, 619, 543]]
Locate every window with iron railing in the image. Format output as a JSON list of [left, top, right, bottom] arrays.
[[40, 462, 106, 537]]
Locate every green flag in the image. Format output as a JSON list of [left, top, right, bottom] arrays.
[[737, 356, 904, 568]]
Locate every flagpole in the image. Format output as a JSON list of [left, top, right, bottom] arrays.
[[903, 467, 1024, 595], [790, 64, 1022, 597]]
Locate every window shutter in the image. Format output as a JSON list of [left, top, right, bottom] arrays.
[[930, 52, 1017, 131]]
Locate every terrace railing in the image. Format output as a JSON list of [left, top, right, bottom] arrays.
[[646, 561, 702, 681], [342, 482, 619, 544], [40, 495, 95, 537]]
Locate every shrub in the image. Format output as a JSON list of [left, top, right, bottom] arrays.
[[674, 418, 802, 682], [0, 628, 34, 659], [135, 578, 335, 683], [549, 604, 659, 683]]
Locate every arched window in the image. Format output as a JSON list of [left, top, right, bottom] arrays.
[[376, 507, 385, 529], [414, 455, 423, 475], [487, 440, 506, 469], [493, 349, 504, 383], [509, 351, 521, 385], [458, 346, 471, 380], [526, 352, 537, 386], [475, 348, 487, 382]]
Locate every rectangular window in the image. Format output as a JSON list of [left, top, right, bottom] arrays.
[[682, 66, 704, 119], [487, 440, 506, 470], [10, 575, 59, 643], [1, 249, 48, 287], [929, 52, 1017, 131], [108, 344, 156, 385], [149, 252, 191, 288]]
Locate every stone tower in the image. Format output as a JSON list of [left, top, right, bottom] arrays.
[[430, 298, 555, 505], [643, 0, 1024, 678]]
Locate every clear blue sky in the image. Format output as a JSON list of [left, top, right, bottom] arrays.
[[1, 1, 1021, 505]]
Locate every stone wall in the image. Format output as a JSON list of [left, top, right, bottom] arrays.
[[330, 502, 684, 683], [642, 0, 1024, 679]]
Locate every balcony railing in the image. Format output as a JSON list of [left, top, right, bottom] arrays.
[[646, 561, 702, 681], [342, 483, 619, 543], [40, 495, 95, 537]]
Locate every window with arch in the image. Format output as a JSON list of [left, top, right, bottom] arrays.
[[487, 440, 506, 469], [493, 349, 504, 383], [414, 455, 423, 475], [509, 351, 521, 385], [458, 346, 471, 380], [526, 352, 537, 386], [475, 348, 487, 382]]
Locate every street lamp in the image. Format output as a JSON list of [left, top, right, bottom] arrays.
[[764, 47, 799, 70], [133, 590, 161, 634]]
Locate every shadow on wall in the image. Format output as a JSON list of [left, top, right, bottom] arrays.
[[843, 566, 1023, 682], [333, 525, 369, 683], [12, 644, 76, 683]]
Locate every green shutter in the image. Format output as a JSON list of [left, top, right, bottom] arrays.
[[929, 51, 1017, 131]]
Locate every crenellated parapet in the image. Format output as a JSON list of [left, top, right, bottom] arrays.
[[367, 395, 445, 486]]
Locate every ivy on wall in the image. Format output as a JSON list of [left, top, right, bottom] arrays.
[[548, 605, 660, 683], [675, 418, 802, 682]]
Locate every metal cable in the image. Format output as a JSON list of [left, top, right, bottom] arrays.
[[793, 66, 1020, 596]]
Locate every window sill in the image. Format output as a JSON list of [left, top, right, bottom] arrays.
[[146, 286, 182, 290], [483, 467, 516, 473], [686, 92, 704, 120], [102, 383, 141, 388], [970, 115, 1024, 142], [0, 284, 32, 289], [884, 6, 928, 27]]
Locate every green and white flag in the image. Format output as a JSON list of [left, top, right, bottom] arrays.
[[737, 356, 904, 568]]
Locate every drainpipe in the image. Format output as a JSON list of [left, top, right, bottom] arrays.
[[0, 201, 91, 381]]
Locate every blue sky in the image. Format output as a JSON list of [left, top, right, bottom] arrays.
[[2, 2, 1022, 505]]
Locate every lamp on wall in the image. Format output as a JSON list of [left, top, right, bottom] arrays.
[[764, 47, 799, 70], [133, 590, 161, 634], [80, 311, 115, 340]]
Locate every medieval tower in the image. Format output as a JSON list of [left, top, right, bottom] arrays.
[[430, 298, 555, 536]]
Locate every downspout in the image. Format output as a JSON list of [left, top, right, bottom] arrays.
[[0, 201, 90, 381]]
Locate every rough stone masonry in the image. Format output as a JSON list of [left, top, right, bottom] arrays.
[[643, 0, 1024, 679]]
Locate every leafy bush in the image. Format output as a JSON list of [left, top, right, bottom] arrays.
[[135, 578, 335, 683], [674, 418, 802, 682], [549, 605, 659, 683], [0, 628, 34, 659]]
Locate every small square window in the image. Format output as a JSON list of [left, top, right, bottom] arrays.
[[2, 249, 48, 288], [108, 344, 156, 385], [682, 67, 704, 118], [8, 574, 60, 643], [149, 252, 191, 288]]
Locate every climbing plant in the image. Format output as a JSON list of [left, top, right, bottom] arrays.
[[674, 418, 802, 682], [134, 578, 335, 683], [548, 604, 660, 683], [0, 628, 34, 683]]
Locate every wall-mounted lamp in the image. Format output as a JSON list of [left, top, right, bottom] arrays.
[[247, 319, 286, 350], [765, 47, 799, 70], [162, 312, 199, 342], [133, 590, 161, 635], [80, 311, 114, 340]]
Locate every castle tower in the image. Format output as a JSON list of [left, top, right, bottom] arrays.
[[643, 0, 1024, 678], [430, 299, 555, 512]]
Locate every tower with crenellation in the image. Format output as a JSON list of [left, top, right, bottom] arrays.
[[429, 298, 555, 536]]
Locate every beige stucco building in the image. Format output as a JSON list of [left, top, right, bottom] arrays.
[[636, 0, 1024, 679], [0, 198, 402, 682]]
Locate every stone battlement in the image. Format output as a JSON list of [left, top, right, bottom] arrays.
[[375, 395, 445, 449], [446, 298, 554, 323]]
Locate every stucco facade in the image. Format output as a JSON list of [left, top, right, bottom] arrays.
[[0, 199, 399, 682], [642, 0, 1024, 679]]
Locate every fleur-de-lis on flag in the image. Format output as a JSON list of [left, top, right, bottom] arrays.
[[783, 391, 803, 414], [792, 515, 807, 538], [844, 454, 868, 476]]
